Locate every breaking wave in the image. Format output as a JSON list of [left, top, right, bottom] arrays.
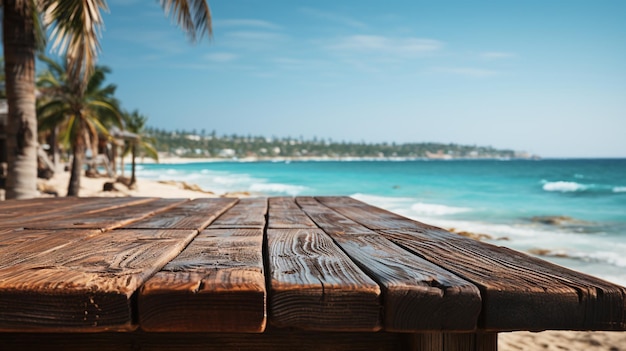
[[249, 183, 308, 196], [541, 180, 626, 195], [410, 202, 470, 216], [349, 194, 470, 217], [542, 181, 587, 192]]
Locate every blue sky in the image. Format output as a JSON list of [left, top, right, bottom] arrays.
[[90, 1, 625, 157]]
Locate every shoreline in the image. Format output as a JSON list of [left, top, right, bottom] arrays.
[[36, 165, 246, 199], [135, 155, 626, 165], [149, 155, 536, 164]]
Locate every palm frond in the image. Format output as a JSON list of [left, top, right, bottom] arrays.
[[36, 71, 62, 89], [97, 84, 117, 97], [37, 54, 64, 74], [87, 113, 112, 136], [85, 66, 107, 92], [159, 0, 212, 43], [140, 141, 159, 162], [37, 100, 69, 129], [32, 0, 48, 51], [88, 100, 122, 126], [42, 0, 108, 89], [63, 114, 78, 147]]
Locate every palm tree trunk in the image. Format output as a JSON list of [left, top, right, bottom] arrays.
[[130, 143, 137, 188], [68, 139, 85, 197], [3, 1, 39, 199], [52, 127, 60, 169]]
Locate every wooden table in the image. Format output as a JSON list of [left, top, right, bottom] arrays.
[[0, 196, 624, 350]]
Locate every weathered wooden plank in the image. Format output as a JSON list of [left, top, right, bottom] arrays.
[[316, 196, 437, 231], [267, 228, 381, 331], [295, 197, 373, 234], [268, 197, 317, 229], [209, 197, 267, 229], [0, 229, 197, 332], [0, 328, 408, 351], [269, 196, 302, 210], [23, 198, 187, 231], [0, 196, 84, 215], [268, 209, 319, 229], [0, 197, 156, 227], [0, 229, 100, 269], [320, 196, 626, 331], [123, 198, 238, 230], [296, 197, 482, 331], [139, 228, 266, 332]]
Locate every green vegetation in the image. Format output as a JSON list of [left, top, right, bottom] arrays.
[[2, 0, 212, 199], [145, 128, 531, 160], [122, 110, 158, 188], [37, 58, 121, 196]]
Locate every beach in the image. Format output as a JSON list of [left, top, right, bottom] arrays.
[[499, 331, 626, 350], [32, 162, 626, 350], [36, 160, 245, 199]]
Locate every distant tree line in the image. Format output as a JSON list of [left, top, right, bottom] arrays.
[[144, 127, 527, 160]]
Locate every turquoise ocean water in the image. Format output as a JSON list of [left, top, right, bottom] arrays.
[[135, 159, 626, 286]]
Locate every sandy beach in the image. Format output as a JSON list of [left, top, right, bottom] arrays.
[[29, 167, 626, 350], [36, 162, 245, 199], [498, 330, 626, 350]]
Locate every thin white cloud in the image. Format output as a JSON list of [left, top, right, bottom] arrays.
[[109, 28, 187, 55], [480, 52, 516, 60], [214, 19, 281, 30], [222, 30, 288, 51], [226, 31, 286, 41], [205, 52, 238, 63], [327, 35, 443, 56], [300, 7, 367, 29], [431, 67, 499, 78], [272, 57, 310, 69], [272, 57, 333, 72]]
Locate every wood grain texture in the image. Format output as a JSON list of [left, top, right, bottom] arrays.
[[0, 229, 100, 268], [0, 328, 409, 351], [296, 197, 481, 331], [123, 198, 237, 230], [269, 196, 302, 210], [316, 196, 439, 231], [268, 197, 318, 229], [139, 228, 266, 332], [320, 196, 626, 332], [0, 197, 156, 228], [0, 229, 197, 332], [1, 196, 624, 338], [23, 198, 187, 231], [209, 198, 268, 229], [0, 196, 85, 217], [267, 228, 381, 331]]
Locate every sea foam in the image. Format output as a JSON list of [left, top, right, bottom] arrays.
[[410, 202, 470, 216], [249, 183, 307, 196], [542, 181, 587, 192], [572, 251, 626, 268]]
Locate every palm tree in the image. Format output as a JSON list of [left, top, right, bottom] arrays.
[[2, 0, 212, 199], [122, 110, 158, 189], [1, 57, 6, 99], [3, 1, 41, 199], [37, 58, 121, 196]]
